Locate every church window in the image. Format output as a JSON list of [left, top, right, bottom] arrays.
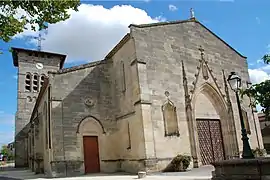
[[162, 99, 179, 136], [32, 130, 34, 146], [120, 61, 126, 92], [44, 102, 49, 149], [242, 109, 251, 134], [48, 86, 52, 149], [127, 122, 131, 150], [25, 73, 31, 92], [33, 74, 39, 92], [40, 75, 45, 90]]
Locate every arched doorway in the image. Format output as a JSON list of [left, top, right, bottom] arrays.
[[192, 83, 232, 165], [77, 116, 105, 174]]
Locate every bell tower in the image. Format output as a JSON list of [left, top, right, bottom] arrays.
[[12, 47, 66, 135]]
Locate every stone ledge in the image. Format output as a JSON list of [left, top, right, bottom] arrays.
[[211, 158, 270, 180]]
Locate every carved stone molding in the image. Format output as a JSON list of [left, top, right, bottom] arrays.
[[190, 46, 225, 101]]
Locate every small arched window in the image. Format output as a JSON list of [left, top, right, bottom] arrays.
[[40, 75, 45, 90], [33, 74, 39, 92], [25, 73, 31, 92]]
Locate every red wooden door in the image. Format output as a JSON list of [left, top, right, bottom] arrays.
[[83, 136, 100, 173]]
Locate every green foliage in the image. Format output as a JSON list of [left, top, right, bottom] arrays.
[[1, 145, 9, 155], [242, 56, 270, 121], [262, 54, 270, 64], [163, 154, 191, 172], [251, 148, 266, 157], [1, 145, 14, 160], [0, 0, 80, 42]]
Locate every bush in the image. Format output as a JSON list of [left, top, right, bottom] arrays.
[[252, 148, 266, 157], [163, 154, 191, 172]]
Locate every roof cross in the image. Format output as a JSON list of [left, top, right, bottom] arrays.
[[190, 8, 195, 19], [33, 32, 45, 51]]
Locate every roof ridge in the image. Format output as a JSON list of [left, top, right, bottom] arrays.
[[128, 19, 195, 28], [49, 60, 107, 74]]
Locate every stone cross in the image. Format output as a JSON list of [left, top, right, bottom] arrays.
[[190, 8, 195, 19]]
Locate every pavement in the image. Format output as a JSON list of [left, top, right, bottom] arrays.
[[0, 163, 213, 180]]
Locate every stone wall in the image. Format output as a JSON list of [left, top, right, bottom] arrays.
[[108, 37, 147, 173], [48, 61, 118, 176], [33, 85, 52, 176], [130, 20, 263, 170]]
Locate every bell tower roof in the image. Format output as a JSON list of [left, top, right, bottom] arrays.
[[11, 47, 67, 69]]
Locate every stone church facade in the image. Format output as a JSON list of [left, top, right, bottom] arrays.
[[13, 17, 264, 177]]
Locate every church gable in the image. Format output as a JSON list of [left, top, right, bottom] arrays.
[[129, 19, 246, 59]]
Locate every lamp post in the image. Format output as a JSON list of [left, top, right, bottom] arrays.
[[227, 72, 254, 159]]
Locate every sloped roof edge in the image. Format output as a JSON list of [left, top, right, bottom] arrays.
[[48, 60, 107, 75]]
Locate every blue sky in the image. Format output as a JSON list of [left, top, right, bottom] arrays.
[[0, 0, 270, 146]]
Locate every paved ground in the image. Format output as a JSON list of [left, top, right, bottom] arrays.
[[0, 163, 213, 180]]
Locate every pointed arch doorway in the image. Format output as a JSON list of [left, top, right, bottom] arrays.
[[192, 82, 236, 165]]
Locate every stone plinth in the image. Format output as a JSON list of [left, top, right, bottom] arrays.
[[211, 158, 270, 180]]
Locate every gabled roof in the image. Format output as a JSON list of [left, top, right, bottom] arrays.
[[11, 47, 67, 69], [126, 18, 246, 59]]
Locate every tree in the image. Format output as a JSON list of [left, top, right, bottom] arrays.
[[0, 0, 80, 42], [1, 145, 14, 161], [0, 145, 9, 155], [242, 56, 270, 121]]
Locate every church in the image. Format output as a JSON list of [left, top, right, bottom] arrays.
[[13, 15, 264, 177]]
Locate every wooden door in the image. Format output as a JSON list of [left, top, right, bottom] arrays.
[[83, 136, 100, 173], [196, 119, 225, 165]]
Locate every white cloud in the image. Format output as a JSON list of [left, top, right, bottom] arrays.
[[261, 64, 270, 72], [0, 113, 15, 147], [15, 4, 165, 63], [0, 131, 14, 147], [248, 68, 270, 84], [168, 4, 178, 12]]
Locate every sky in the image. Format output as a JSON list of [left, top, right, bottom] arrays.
[[0, 0, 270, 147]]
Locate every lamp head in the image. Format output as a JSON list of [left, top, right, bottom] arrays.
[[227, 72, 242, 92]]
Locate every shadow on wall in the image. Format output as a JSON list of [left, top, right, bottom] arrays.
[[49, 61, 119, 175]]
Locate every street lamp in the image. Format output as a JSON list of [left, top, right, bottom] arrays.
[[227, 72, 255, 159]]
